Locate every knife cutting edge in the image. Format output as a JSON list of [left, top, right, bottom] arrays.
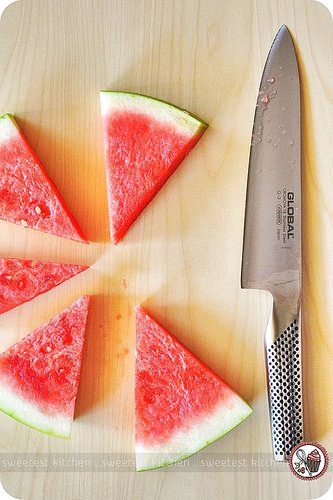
[[241, 25, 303, 461]]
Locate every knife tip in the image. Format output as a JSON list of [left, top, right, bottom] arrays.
[[274, 24, 294, 45], [278, 24, 289, 34]]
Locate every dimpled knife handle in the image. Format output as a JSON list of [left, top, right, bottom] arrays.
[[265, 311, 303, 461]]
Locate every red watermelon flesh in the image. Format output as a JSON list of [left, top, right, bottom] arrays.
[[0, 114, 88, 243], [0, 258, 88, 314], [135, 306, 252, 470], [100, 92, 208, 244], [0, 296, 90, 438]]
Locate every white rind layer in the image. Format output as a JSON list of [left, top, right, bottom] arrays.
[[0, 114, 20, 143], [0, 381, 71, 438], [136, 395, 252, 471], [100, 91, 207, 137]]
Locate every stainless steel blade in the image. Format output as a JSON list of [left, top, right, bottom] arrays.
[[241, 25, 301, 301], [241, 26, 303, 462]]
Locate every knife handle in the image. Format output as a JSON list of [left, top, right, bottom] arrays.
[[265, 300, 303, 461]]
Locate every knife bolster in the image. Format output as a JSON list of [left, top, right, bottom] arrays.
[[265, 295, 300, 345]]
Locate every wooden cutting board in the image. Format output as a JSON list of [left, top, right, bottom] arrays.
[[0, 1, 332, 498]]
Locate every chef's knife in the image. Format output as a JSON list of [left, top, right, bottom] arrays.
[[241, 25, 303, 461]]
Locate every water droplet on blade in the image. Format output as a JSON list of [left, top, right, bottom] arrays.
[[261, 94, 270, 104]]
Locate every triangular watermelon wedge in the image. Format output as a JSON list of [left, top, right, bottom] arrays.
[[135, 306, 252, 471], [0, 296, 90, 438], [100, 92, 208, 244], [0, 114, 88, 243], [0, 257, 88, 314]]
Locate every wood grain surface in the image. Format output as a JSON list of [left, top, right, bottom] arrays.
[[0, 0, 332, 499]]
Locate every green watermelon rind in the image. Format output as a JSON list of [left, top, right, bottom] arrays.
[[0, 405, 70, 440], [0, 113, 19, 142], [0, 382, 71, 439], [100, 91, 209, 136], [136, 401, 253, 472]]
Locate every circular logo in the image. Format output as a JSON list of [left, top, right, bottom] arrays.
[[289, 442, 329, 481]]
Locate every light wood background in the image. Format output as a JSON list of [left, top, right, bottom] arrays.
[[0, 0, 332, 499]]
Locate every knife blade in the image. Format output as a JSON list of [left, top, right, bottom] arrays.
[[241, 25, 303, 461]]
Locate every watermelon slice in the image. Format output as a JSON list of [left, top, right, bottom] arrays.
[[100, 92, 208, 244], [0, 114, 88, 243], [135, 306, 252, 470], [0, 296, 90, 438], [0, 257, 88, 314]]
